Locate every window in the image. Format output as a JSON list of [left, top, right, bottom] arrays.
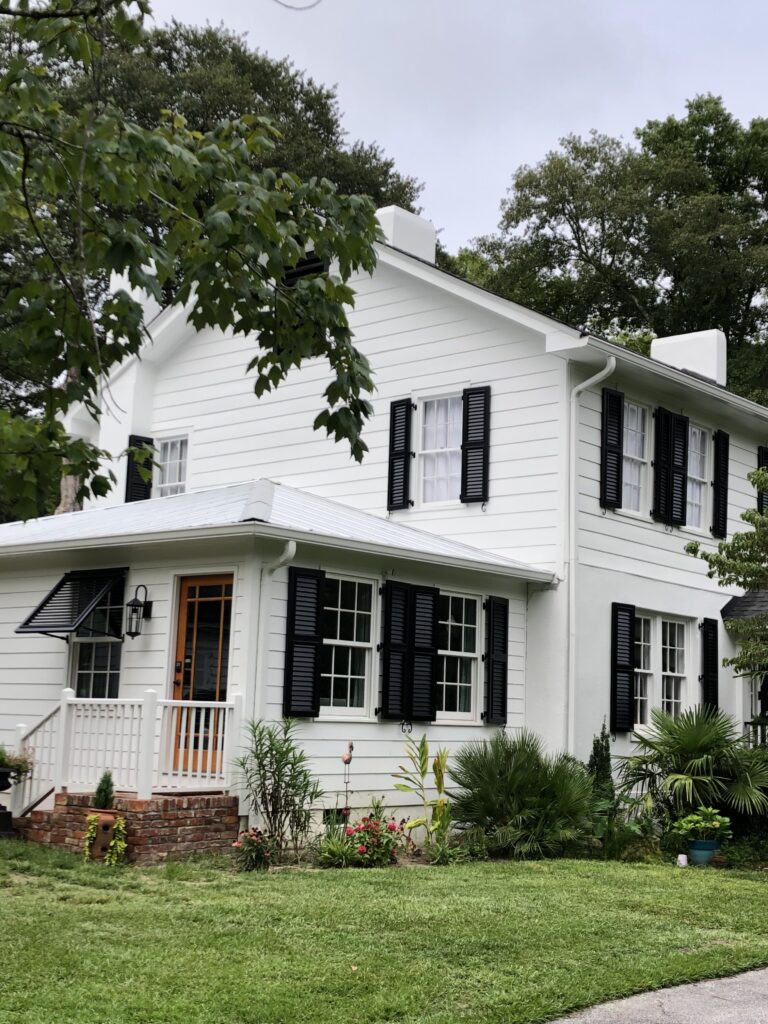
[[319, 577, 374, 714], [71, 579, 125, 699], [435, 593, 479, 718], [420, 396, 462, 503], [622, 402, 647, 512], [157, 437, 188, 497], [661, 619, 685, 719], [634, 615, 651, 726], [686, 424, 708, 529]]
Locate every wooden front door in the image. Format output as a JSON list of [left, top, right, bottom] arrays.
[[173, 575, 233, 772]]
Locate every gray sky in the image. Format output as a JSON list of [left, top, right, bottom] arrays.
[[147, 0, 768, 251]]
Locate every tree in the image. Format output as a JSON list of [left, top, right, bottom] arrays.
[[460, 96, 768, 403], [586, 722, 615, 805], [0, 1, 381, 520]]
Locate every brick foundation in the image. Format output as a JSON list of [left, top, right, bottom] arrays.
[[12, 791, 240, 864]]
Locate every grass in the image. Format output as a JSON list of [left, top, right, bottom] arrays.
[[3, 842, 768, 1024]]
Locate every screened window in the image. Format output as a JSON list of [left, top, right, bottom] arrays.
[[634, 615, 651, 727], [661, 619, 685, 719], [319, 577, 373, 713], [71, 579, 125, 699], [622, 402, 647, 513], [686, 424, 708, 529], [435, 593, 478, 718], [420, 396, 462, 503], [157, 437, 188, 497]]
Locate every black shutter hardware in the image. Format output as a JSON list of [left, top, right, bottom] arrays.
[[699, 618, 719, 709], [283, 567, 325, 717], [125, 434, 153, 503], [600, 388, 624, 509], [387, 399, 413, 511], [380, 581, 438, 721], [610, 602, 636, 733], [652, 408, 688, 525], [758, 446, 768, 515], [460, 386, 491, 504], [485, 596, 509, 725], [711, 430, 730, 539]]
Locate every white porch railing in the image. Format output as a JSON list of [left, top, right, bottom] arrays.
[[12, 688, 243, 813]]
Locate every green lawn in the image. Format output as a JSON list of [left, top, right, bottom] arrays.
[[3, 841, 768, 1024]]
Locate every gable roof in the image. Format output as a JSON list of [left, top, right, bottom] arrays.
[[0, 481, 554, 583], [721, 592, 768, 620]]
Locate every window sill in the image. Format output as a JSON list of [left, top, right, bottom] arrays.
[[313, 714, 377, 724], [433, 718, 482, 727]]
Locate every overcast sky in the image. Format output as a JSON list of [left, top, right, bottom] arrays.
[[147, 0, 768, 252]]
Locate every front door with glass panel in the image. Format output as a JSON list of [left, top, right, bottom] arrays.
[[173, 575, 233, 772]]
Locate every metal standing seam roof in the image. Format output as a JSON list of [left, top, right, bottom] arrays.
[[0, 480, 553, 580]]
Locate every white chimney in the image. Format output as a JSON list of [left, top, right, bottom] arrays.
[[376, 206, 436, 263], [650, 329, 727, 386]]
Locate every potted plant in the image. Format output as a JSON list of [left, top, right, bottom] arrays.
[[672, 806, 731, 866], [0, 745, 32, 792]]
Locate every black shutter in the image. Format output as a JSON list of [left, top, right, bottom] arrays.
[[711, 430, 730, 539], [125, 434, 153, 503], [484, 596, 509, 725], [652, 409, 688, 525], [282, 250, 327, 288], [460, 386, 491, 504], [610, 602, 635, 733], [380, 580, 410, 719], [410, 586, 438, 722], [387, 400, 413, 511], [758, 446, 768, 515], [283, 567, 325, 717], [700, 618, 719, 709], [600, 388, 624, 509]]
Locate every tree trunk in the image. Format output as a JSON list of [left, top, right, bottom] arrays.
[[55, 473, 81, 515]]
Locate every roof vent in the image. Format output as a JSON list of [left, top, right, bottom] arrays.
[[376, 206, 436, 263], [650, 329, 727, 386]]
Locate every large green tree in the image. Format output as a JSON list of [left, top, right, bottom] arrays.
[[0, 1, 383, 520], [458, 96, 768, 402]]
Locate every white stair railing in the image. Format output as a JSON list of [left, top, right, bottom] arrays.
[[12, 705, 60, 816]]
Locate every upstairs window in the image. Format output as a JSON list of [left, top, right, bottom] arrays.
[[622, 401, 647, 513], [420, 396, 462, 503], [157, 437, 188, 497], [686, 424, 708, 529]]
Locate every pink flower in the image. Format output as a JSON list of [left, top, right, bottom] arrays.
[[387, 821, 398, 832], [232, 841, 242, 848], [345, 827, 354, 836], [357, 844, 367, 854]]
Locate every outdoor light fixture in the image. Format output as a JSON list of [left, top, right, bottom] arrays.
[[125, 585, 152, 639]]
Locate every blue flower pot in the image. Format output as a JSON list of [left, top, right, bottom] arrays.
[[688, 839, 719, 866]]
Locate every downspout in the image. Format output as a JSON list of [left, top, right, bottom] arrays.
[[566, 356, 616, 754], [253, 540, 297, 721]]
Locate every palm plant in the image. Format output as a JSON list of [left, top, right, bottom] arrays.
[[449, 731, 594, 858], [619, 706, 768, 817]]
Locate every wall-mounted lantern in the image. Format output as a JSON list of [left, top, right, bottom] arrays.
[[125, 585, 152, 639]]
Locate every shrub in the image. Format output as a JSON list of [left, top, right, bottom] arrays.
[[587, 723, 615, 804], [232, 827, 275, 872], [235, 719, 323, 863], [449, 730, 595, 858], [619, 706, 768, 819], [93, 770, 114, 810]]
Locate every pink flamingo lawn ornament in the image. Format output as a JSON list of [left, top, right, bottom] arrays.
[[341, 741, 354, 813]]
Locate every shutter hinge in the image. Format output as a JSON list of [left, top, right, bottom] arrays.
[[481, 653, 486, 662], [482, 600, 488, 610], [376, 642, 382, 652], [409, 451, 415, 459], [374, 706, 381, 716], [698, 674, 704, 682], [408, 500, 414, 507], [411, 402, 417, 411], [480, 711, 487, 721], [698, 621, 703, 630], [400, 719, 413, 734]]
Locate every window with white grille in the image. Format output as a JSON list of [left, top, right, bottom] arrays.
[[157, 437, 188, 497], [319, 576, 374, 714], [686, 424, 708, 529], [622, 401, 648, 513], [420, 396, 462, 503], [435, 593, 479, 719]]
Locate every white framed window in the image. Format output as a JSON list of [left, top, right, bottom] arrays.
[[622, 401, 648, 513], [435, 592, 479, 720], [632, 613, 688, 727], [419, 395, 462, 504], [157, 436, 188, 497], [319, 576, 374, 715], [71, 579, 125, 699], [686, 424, 708, 529]]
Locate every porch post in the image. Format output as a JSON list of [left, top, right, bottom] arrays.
[[10, 723, 27, 815], [53, 688, 75, 793], [136, 689, 158, 801]]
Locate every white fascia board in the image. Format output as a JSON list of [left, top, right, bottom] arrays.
[[0, 521, 555, 583]]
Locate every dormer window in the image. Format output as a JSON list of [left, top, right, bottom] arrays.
[[157, 437, 188, 497]]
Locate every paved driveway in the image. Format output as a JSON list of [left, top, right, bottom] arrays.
[[556, 967, 768, 1023]]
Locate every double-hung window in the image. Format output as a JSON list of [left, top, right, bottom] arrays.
[[319, 576, 374, 714], [71, 579, 125, 699], [661, 620, 685, 718], [631, 613, 687, 728], [420, 396, 462, 503], [622, 402, 648, 513], [157, 436, 188, 497], [435, 593, 479, 719], [686, 424, 708, 529], [633, 615, 652, 726]]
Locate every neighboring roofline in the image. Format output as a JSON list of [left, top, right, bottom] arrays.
[[0, 519, 555, 584]]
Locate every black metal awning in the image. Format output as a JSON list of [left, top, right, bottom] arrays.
[[16, 568, 127, 639]]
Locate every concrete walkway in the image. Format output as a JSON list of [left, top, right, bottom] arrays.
[[556, 967, 768, 1023]]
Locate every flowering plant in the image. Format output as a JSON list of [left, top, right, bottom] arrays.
[[232, 826, 275, 872], [317, 813, 404, 868]]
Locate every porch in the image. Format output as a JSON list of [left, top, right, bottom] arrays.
[[10, 688, 243, 817]]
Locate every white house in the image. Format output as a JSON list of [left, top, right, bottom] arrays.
[[2, 206, 766, 821]]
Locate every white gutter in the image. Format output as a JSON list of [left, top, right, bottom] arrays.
[[566, 356, 616, 753], [253, 540, 297, 721]]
